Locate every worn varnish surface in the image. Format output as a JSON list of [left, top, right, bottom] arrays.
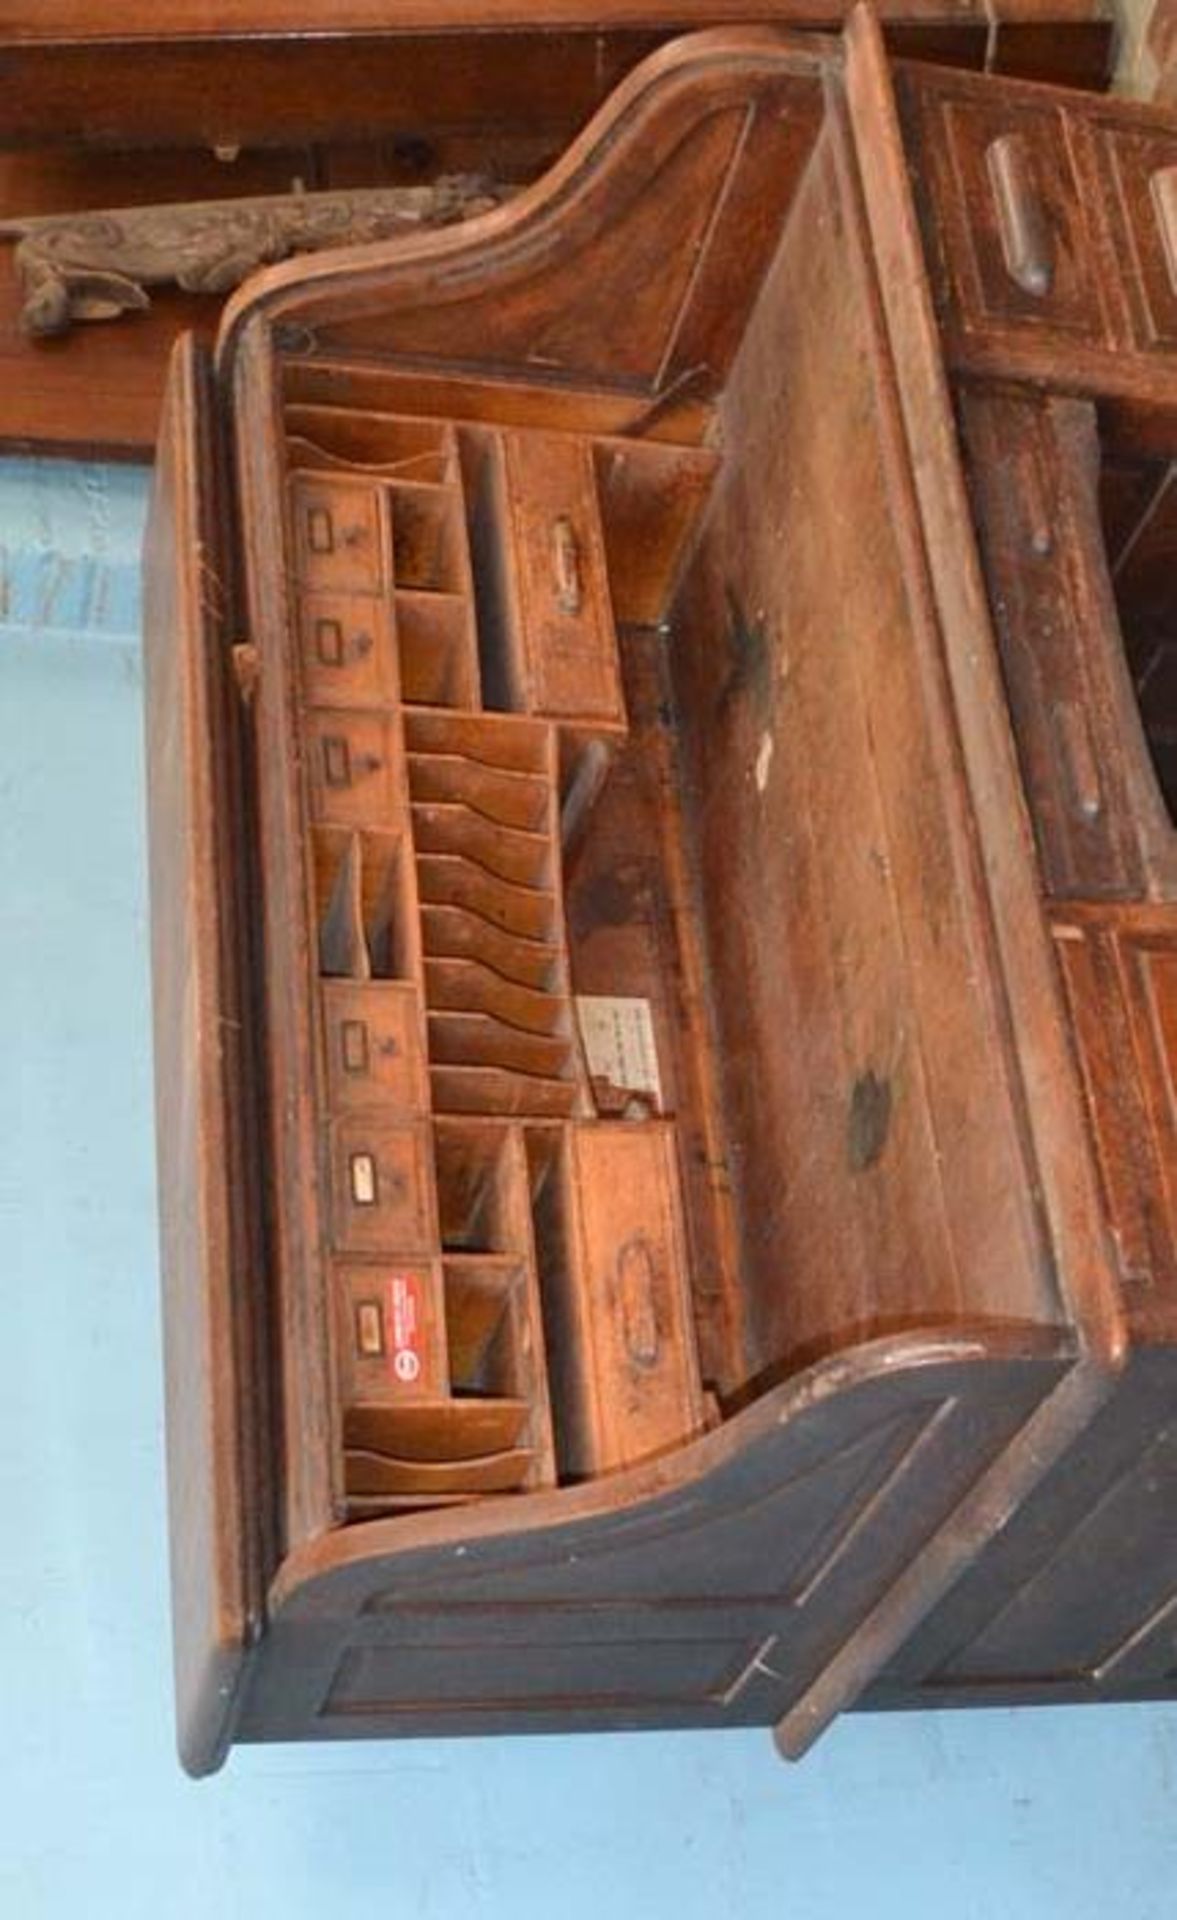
[[672, 112, 1057, 1372], [140, 18, 1177, 1775]]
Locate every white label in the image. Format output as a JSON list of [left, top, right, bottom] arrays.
[[576, 995, 663, 1112]]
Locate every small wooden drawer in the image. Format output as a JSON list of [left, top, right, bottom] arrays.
[[298, 592, 397, 708], [1049, 907, 1177, 1299], [321, 980, 428, 1114], [290, 474, 388, 593], [533, 1121, 704, 1477], [482, 431, 624, 727], [958, 388, 1174, 900], [327, 1116, 437, 1254], [303, 710, 402, 828], [1096, 123, 1177, 355], [899, 71, 1106, 350], [334, 1259, 448, 1404]]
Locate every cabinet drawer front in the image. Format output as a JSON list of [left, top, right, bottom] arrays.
[[1050, 911, 1177, 1304], [291, 475, 387, 592], [1098, 124, 1177, 355], [502, 432, 623, 726], [304, 710, 402, 828], [333, 1260, 448, 1404], [298, 592, 397, 709], [321, 981, 428, 1114], [958, 389, 1176, 900], [546, 1123, 704, 1476], [903, 75, 1106, 348], [327, 1117, 436, 1254]]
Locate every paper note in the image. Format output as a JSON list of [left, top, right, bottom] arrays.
[[575, 995, 664, 1113]]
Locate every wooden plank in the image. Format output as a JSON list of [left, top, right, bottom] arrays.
[[844, 1, 1124, 1364], [142, 334, 266, 1774], [0, 0, 1069, 39]]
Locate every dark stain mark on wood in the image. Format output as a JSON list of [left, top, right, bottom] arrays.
[[717, 584, 771, 720], [847, 1069, 892, 1172], [568, 858, 649, 941]]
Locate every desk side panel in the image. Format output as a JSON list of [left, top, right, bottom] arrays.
[[143, 335, 262, 1775], [236, 1336, 1068, 1746]]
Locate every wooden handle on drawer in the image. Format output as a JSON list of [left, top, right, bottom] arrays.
[[986, 133, 1054, 298], [618, 1234, 660, 1370]]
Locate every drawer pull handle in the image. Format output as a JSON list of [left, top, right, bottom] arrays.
[[349, 1151, 378, 1206], [617, 1234, 660, 1371], [355, 1298, 385, 1357], [986, 133, 1053, 298], [322, 735, 352, 788], [341, 1019, 370, 1075], [551, 515, 583, 616], [315, 617, 344, 666], [307, 506, 335, 554]]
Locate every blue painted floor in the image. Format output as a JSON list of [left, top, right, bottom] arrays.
[[2, 462, 1174, 1919]]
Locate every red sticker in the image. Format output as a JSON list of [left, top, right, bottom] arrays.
[[388, 1271, 423, 1386]]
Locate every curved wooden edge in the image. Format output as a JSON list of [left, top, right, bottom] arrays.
[[214, 25, 828, 388], [267, 1321, 1075, 1615]]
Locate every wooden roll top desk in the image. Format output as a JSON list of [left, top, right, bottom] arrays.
[[143, 11, 1177, 1773]]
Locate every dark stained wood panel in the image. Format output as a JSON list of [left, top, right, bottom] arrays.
[[959, 391, 1177, 901], [865, 1348, 1177, 1709], [237, 1342, 1065, 1747]]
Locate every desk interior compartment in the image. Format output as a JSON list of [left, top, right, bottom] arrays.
[[286, 406, 458, 485], [463, 425, 625, 726], [338, 1119, 555, 1511], [312, 827, 418, 983], [528, 1120, 705, 1477]]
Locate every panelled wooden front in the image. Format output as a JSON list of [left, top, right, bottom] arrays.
[[1096, 123, 1177, 356], [1050, 905, 1177, 1322], [959, 390, 1177, 900], [894, 61, 1177, 398], [237, 1351, 1066, 1745], [898, 69, 1113, 352], [866, 1349, 1177, 1708]]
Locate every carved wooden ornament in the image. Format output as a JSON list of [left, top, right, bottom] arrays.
[[0, 179, 512, 336]]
